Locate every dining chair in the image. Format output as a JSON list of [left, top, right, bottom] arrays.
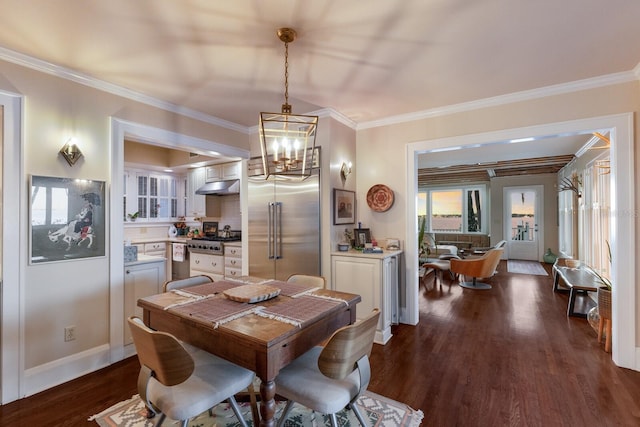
[[450, 248, 504, 290], [162, 274, 261, 424], [162, 274, 212, 292], [127, 316, 255, 427], [286, 273, 326, 288], [274, 309, 380, 427]]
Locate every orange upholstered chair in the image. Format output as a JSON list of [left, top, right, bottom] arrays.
[[450, 248, 504, 290]]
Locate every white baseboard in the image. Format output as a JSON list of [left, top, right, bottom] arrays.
[[23, 344, 111, 398]]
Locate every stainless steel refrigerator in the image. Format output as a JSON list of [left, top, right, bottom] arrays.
[[248, 170, 320, 281]]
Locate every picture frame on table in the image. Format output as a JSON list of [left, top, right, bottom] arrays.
[[29, 175, 106, 264], [353, 228, 371, 248], [333, 188, 356, 225]]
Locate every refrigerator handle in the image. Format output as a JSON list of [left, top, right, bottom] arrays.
[[268, 202, 275, 259], [275, 201, 283, 259]]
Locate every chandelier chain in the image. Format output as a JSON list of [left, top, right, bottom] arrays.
[[284, 41, 289, 107]]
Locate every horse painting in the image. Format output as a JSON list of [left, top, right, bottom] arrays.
[[48, 220, 94, 251]]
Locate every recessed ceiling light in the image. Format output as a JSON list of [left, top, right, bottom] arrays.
[[209, 151, 220, 156], [509, 137, 535, 143], [163, 169, 173, 172]]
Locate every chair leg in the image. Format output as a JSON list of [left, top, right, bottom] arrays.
[[247, 381, 260, 426], [227, 396, 249, 427], [154, 413, 166, 427], [605, 319, 612, 352], [329, 412, 339, 427], [276, 400, 295, 427], [350, 402, 369, 427]]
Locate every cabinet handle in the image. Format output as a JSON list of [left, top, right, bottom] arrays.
[[195, 260, 200, 265], [126, 270, 130, 274]]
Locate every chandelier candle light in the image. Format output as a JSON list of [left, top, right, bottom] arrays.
[[260, 28, 318, 179]]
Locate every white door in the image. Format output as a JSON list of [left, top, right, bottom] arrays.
[[504, 186, 543, 261]]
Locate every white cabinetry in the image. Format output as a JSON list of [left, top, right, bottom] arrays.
[[144, 242, 166, 257], [224, 244, 242, 279], [190, 252, 224, 281], [187, 167, 206, 217], [124, 255, 166, 346], [206, 162, 240, 182], [331, 250, 401, 345]]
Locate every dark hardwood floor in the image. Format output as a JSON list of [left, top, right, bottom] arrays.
[[2, 261, 640, 426]]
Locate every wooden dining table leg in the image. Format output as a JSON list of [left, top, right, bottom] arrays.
[[259, 379, 277, 427]]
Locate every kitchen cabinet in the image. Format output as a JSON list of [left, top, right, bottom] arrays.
[[206, 162, 240, 182], [187, 167, 206, 217], [224, 243, 242, 279], [331, 250, 402, 345], [144, 242, 166, 257], [190, 252, 224, 281], [124, 255, 166, 346]]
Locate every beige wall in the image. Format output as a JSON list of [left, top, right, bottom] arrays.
[[0, 59, 249, 371]]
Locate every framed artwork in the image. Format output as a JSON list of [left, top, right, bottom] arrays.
[[333, 189, 356, 225], [30, 175, 106, 264], [353, 228, 371, 248]]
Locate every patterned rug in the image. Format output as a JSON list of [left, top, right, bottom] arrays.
[[507, 260, 548, 276], [89, 391, 423, 427]]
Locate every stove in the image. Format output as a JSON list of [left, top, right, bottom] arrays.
[[186, 238, 224, 255], [186, 230, 241, 255]]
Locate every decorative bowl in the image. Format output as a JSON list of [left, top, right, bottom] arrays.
[[338, 243, 350, 251], [565, 259, 580, 269]]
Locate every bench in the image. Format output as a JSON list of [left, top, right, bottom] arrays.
[[553, 258, 599, 318]]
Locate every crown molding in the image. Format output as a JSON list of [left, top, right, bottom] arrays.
[[357, 69, 640, 130], [1, 45, 638, 134], [0, 46, 250, 134]]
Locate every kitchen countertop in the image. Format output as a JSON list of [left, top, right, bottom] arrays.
[[124, 253, 166, 266], [331, 248, 403, 259], [129, 236, 189, 244]]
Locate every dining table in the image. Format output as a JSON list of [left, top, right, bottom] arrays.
[[137, 276, 361, 427]]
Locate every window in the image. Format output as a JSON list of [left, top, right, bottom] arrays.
[[31, 185, 69, 226], [420, 185, 487, 234], [124, 169, 182, 222]]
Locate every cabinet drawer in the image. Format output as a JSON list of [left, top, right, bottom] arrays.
[[225, 257, 242, 268], [190, 253, 224, 274], [224, 245, 242, 257], [144, 242, 166, 253], [225, 267, 243, 279]]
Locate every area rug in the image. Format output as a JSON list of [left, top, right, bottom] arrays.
[[89, 390, 423, 427], [507, 260, 548, 276]]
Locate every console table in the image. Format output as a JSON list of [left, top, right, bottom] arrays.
[[553, 258, 599, 318]]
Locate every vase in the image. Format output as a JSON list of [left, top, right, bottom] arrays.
[[543, 248, 558, 264]]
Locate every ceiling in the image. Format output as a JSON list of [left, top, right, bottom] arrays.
[[0, 1, 634, 172]]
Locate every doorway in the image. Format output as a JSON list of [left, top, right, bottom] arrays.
[[407, 114, 635, 370], [504, 185, 543, 261]]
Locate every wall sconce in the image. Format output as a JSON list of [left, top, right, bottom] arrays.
[[59, 138, 83, 166], [340, 161, 352, 180]]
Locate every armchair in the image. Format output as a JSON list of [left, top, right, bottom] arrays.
[[450, 248, 504, 290]]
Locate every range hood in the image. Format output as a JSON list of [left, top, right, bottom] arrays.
[[195, 179, 240, 196]]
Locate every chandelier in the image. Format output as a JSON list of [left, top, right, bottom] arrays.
[[259, 28, 318, 179]]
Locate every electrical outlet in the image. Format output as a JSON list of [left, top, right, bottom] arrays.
[[64, 326, 76, 342]]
